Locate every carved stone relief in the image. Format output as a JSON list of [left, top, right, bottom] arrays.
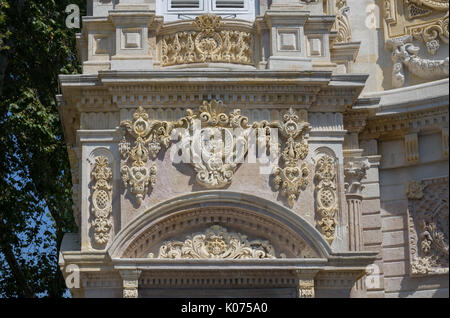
[[256, 108, 310, 208], [91, 156, 113, 245], [150, 225, 279, 259], [119, 107, 182, 205], [334, 0, 353, 43], [176, 100, 252, 188], [384, 0, 449, 55], [160, 15, 254, 67], [315, 154, 339, 244], [407, 177, 449, 276], [386, 35, 449, 88]]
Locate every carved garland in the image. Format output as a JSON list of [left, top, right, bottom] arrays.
[[161, 15, 253, 67], [150, 225, 278, 259], [315, 155, 339, 244], [406, 177, 449, 276], [91, 156, 113, 245]]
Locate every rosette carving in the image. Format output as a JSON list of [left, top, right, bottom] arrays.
[[152, 225, 278, 259], [91, 156, 112, 245], [315, 155, 338, 244]]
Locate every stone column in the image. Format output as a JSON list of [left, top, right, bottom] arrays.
[[344, 154, 370, 297], [294, 270, 317, 298], [119, 269, 142, 298]]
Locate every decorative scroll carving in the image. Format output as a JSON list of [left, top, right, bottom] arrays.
[[119, 107, 180, 205], [315, 155, 338, 244], [407, 177, 449, 276], [91, 156, 113, 245], [176, 100, 251, 188], [334, 0, 352, 43], [161, 14, 253, 67], [152, 225, 278, 259], [387, 35, 449, 88]]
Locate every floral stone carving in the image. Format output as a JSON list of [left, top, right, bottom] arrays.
[[161, 14, 253, 67], [334, 0, 352, 43], [119, 107, 181, 205], [256, 108, 310, 208], [407, 177, 449, 276], [91, 156, 113, 245], [315, 155, 338, 244], [151, 225, 278, 259]]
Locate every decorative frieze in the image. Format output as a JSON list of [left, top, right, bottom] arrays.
[[315, 154, 338, 244], [91, 156, 113, 246], [151, 225, 278, 259], [160, 15, 254, 67], [407, 176, 449, 276]]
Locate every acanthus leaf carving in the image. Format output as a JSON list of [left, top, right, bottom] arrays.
[[315, 154, 338, 244], [91, 156, 113, 245], [151, 225, 279, 260], [334, 0, 353, 44]]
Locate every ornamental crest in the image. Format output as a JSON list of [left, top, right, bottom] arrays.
[[177, 100, 251, 188], [152, 225, 278, 259]]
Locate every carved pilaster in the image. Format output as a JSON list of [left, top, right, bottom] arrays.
[[120, 270, 142, 299], [344, 156, 369, 252]]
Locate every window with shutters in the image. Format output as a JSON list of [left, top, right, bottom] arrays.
[[160, 0, 256, 22]]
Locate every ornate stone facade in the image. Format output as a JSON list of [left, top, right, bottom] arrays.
[[57, 0, 448, 298]]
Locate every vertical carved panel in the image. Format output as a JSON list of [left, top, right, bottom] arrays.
[[315, 154, 338, 244], [407, 177, 449, 276], [405, 133, 419, 164], [442, 127, 449, 159], [91, 156, 113, 246]]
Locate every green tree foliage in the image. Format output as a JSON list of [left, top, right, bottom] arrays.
[[0, 0, 85, 297]]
